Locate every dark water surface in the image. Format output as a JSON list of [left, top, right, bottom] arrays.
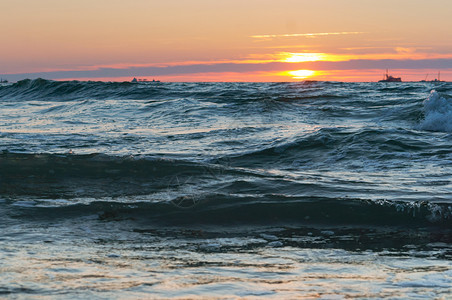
[[0, 79, 451, 298]]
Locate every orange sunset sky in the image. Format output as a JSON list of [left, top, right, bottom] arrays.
[[1, 0, 452, 82]]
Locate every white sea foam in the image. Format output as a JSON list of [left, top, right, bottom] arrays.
[[396, 271, 452, 288], [419, 90, 452, 132], [267, 241, 283, 247], [11, 200, 37, 207]]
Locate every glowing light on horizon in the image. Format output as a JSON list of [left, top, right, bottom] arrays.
[[282, 53, 326, 63], [279, 52, 357, 63], [286, 70, 316, 79]]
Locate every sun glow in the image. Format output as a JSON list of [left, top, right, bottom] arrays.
[[282, 53, 326, 63], [286, 70, 316, 79]]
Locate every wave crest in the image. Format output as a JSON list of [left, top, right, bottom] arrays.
[[0, 78, 162, 101], [419, 90, 452, 132]]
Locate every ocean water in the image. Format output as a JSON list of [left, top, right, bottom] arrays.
[[0, 79, 451, 299]]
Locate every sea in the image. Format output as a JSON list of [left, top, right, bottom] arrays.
[[0, 79, 451, 299]]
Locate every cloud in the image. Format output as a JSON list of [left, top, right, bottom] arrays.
[[395, 47, 417, 54], [251, 32, 365, 39], [2, 59, 452, 81]]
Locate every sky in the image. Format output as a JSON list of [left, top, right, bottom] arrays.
[[1, 0, 452, 82]]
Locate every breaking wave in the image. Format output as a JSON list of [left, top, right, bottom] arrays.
[[419, 90, 452, 132]]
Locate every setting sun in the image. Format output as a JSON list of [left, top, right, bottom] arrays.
[[287, 69, 316, 79]]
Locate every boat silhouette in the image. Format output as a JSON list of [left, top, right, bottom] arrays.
[[420, 71, 444, 83], [378, 69, 401, 82], [131, 77, 160, 83]]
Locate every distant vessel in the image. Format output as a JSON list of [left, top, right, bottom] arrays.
[[0, 78, 8, 83], [378, 69, 402, 82], [131, 77, 160, 83], [420, 71, 444, 83]]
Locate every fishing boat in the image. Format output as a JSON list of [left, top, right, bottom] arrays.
[[420, 71, 444, 83], [378, 69, 401, 82]]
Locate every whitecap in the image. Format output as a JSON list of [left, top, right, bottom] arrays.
[[419, 90, 452, 132], [11, 200, 37, 207]]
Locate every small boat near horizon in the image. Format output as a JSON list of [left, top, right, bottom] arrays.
[[420, 71, 444, 83], [131, 77, 160, 83], [0, 78, 8, 83], [378, 69, 402, 82]]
